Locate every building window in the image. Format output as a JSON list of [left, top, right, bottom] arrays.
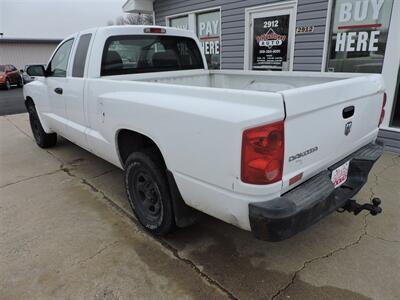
[[326, 0, 394, 73], [170, 16, 189, 30], [168, 9, 221, 69], [197, 11, 220, 69]]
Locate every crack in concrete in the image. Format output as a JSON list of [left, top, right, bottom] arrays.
[[392, 155, 400, 166], [364, 171, 400, 244], [372, 159, 400, 183], [70, 241, 120, 267], [0, 169, 62, 189], [157, 238, 240, 300], [4, 115, 31, 139], [271, 163, 397, 299], [271, 170, 397, 300], [58, 166, 238, 300], [368, 171, 380, 201], [365, 234, 400, 244], [89, 169, 115, 180], [270, 214, 369, 300]]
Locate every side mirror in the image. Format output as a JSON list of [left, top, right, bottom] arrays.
[[26, 65, 46, 77]]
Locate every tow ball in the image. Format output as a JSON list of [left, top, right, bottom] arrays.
[[338, 198, 382, 216]]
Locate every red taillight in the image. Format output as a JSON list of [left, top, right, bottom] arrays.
[[144, 27, 166, 34], [241, 121, 284, 185], [378, 92, 387, 127]]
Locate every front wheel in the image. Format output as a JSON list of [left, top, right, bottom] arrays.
[[124, 151, 175, 236], [27, 104, 57, 148], [5, 79, 11, 90]]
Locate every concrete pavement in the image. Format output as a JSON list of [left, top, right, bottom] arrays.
[[1, 113, 399, 300]]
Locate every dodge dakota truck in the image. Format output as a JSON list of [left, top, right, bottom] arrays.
[[24, 26, 385, 241]]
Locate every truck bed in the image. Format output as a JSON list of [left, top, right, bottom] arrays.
[[107, 69, 360, 93], [102, 69, 385, 196]]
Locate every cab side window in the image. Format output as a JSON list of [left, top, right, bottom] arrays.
[[48, 39, 74, 77]]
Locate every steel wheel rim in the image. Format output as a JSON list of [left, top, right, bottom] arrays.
[[134, 171, 162, 223]]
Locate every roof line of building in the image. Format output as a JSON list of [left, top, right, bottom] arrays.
[[0, 38, 62, 44]]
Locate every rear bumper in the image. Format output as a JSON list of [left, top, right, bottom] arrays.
[[249, 143, 383, 241]]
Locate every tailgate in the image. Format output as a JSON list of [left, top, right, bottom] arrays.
[[281, 74, 385, 193]]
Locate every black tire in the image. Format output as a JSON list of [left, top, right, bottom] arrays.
[[5, 79, 11, 90], [124, 150, 175, 236], [27, 104, 57, 148], [17, 77, 23, 87]]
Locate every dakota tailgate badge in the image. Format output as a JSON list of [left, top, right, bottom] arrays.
[[289, 146, 319, 162]]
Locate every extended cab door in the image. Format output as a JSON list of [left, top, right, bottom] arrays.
[[63, 32, 93, 150], [45, 38, 75, 133]]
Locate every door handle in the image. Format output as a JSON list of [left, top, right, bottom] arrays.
[[343, 106, 355, 119], [54, 87, 63, 95]]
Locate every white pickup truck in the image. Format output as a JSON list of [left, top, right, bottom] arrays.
[[24, 26, 386, 241]]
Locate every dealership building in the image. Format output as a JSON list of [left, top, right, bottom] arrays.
[[124, 0, 400, 152]]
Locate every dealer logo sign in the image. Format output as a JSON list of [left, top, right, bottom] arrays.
[[256, 28, 287, 49]]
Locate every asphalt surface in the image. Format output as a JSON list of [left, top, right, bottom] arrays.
[[1, 114, 399, 300], [0, 87, 26, 116]]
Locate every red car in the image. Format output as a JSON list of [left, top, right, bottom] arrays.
[[0, 64, 23, 90]]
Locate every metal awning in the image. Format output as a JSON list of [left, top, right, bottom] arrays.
[[122, 0, 154, 14]]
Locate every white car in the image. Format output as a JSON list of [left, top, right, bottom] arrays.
[[24, 26, 385, 241]]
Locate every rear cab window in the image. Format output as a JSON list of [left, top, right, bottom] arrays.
[[101, 35, 204, 76], [72, 33, 92, 78]]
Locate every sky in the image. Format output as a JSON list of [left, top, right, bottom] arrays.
[[0, 0, 127, 40]]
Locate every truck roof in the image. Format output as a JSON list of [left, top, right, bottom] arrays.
[[69, 25, 198, 41]]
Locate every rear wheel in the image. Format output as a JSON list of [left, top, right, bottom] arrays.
[[27, 104, 57, 148], [124, 151, 175, 236]]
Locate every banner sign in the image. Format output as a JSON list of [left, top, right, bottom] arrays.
[[333, 0, 393, 54], [197, 11, 221, 69], [252, 15, 290, 69], [326, 0, 394, 73]]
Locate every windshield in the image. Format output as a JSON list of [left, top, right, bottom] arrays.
[[0, 66, 5, 72], [101, 35, 204, 76]]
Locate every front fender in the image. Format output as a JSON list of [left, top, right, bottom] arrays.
[[23, 80, 53, 133]]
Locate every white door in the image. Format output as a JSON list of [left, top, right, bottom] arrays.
[[245, 2, 296, 71], [45, 38, 75, 133]]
